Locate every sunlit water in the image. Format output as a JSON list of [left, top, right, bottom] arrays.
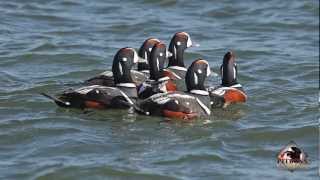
[[0, 0, 318, 179]]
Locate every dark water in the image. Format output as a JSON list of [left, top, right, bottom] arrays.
[[0, 0, 318, 179]]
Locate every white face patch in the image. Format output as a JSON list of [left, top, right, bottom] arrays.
[[122, 57, 127, 62], [166, 50, 172, 58], [132, 49, 139, 63], [148, 47, 152, 52], [176, 41, 181, 46], [207, 64, 211, 77], [180, 32, 192, 48], [185, 33, 192, 48], [194, 73, 198, 85], [197, 69, 202, 74], [159, 52, 163, 57]]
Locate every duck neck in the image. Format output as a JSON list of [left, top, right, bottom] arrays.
[[149, 49, 166, 81], [168, 42, 186, 67], [112, 61, 134, 85], [221, 61, 238, 86], [138, 46, 150, 71]]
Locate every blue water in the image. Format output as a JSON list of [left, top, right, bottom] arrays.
[[0, 0, 318, 179]]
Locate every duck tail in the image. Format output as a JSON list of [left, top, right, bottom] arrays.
[[40, 92, 70, 107]]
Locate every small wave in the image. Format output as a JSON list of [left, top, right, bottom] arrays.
[[142, 0, 177, 7], [34, 165, 179, 180], [155, 153, 225, 165]]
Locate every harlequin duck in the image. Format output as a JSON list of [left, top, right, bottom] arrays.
[[163, 32, 195, 90], [277, 141, 308, 171], [137, 59, 211, 120], [138, 42, 177, 99], [137, 38, 161, 73], [85, 47, 147, 87], [208, 51, 247, 108], [42, 48, 139, 109]]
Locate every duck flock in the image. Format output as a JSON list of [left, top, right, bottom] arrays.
[[43, 32, 247, 120]]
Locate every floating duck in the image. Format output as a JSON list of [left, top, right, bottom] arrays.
[[136, 59, 211, 120], [42, 48, 139, 109], [209, 51, 247, 108]]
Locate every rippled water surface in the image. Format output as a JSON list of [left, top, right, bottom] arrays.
[[0, 0, 318, 179]]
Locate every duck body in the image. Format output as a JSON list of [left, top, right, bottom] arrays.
[[50, 84, 137, 109], [208, 51, 247, 108], [138, 90, 211, 120], [44, 47, 139, 110], [137, 59, 212, 120]]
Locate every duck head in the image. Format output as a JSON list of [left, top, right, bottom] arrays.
[[185, 59, 211, 92], [221, 51, 238, 86], [137, 38, 161, 71], [149, 42, 171, 81], [168, 32, 193, 68], [112, 47, 139, 85]]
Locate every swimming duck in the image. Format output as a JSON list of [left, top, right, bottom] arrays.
[[137, 38, 161, 73], [42, 48, 139, 109], [136, 59, 211, 120], [138, 42, 177, 99], [208, 51, 247, 108]]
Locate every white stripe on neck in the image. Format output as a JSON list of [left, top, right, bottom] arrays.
[[168, 66, 187, 71], [190, 89, 209, 96], [116, 83, 136, 88]]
